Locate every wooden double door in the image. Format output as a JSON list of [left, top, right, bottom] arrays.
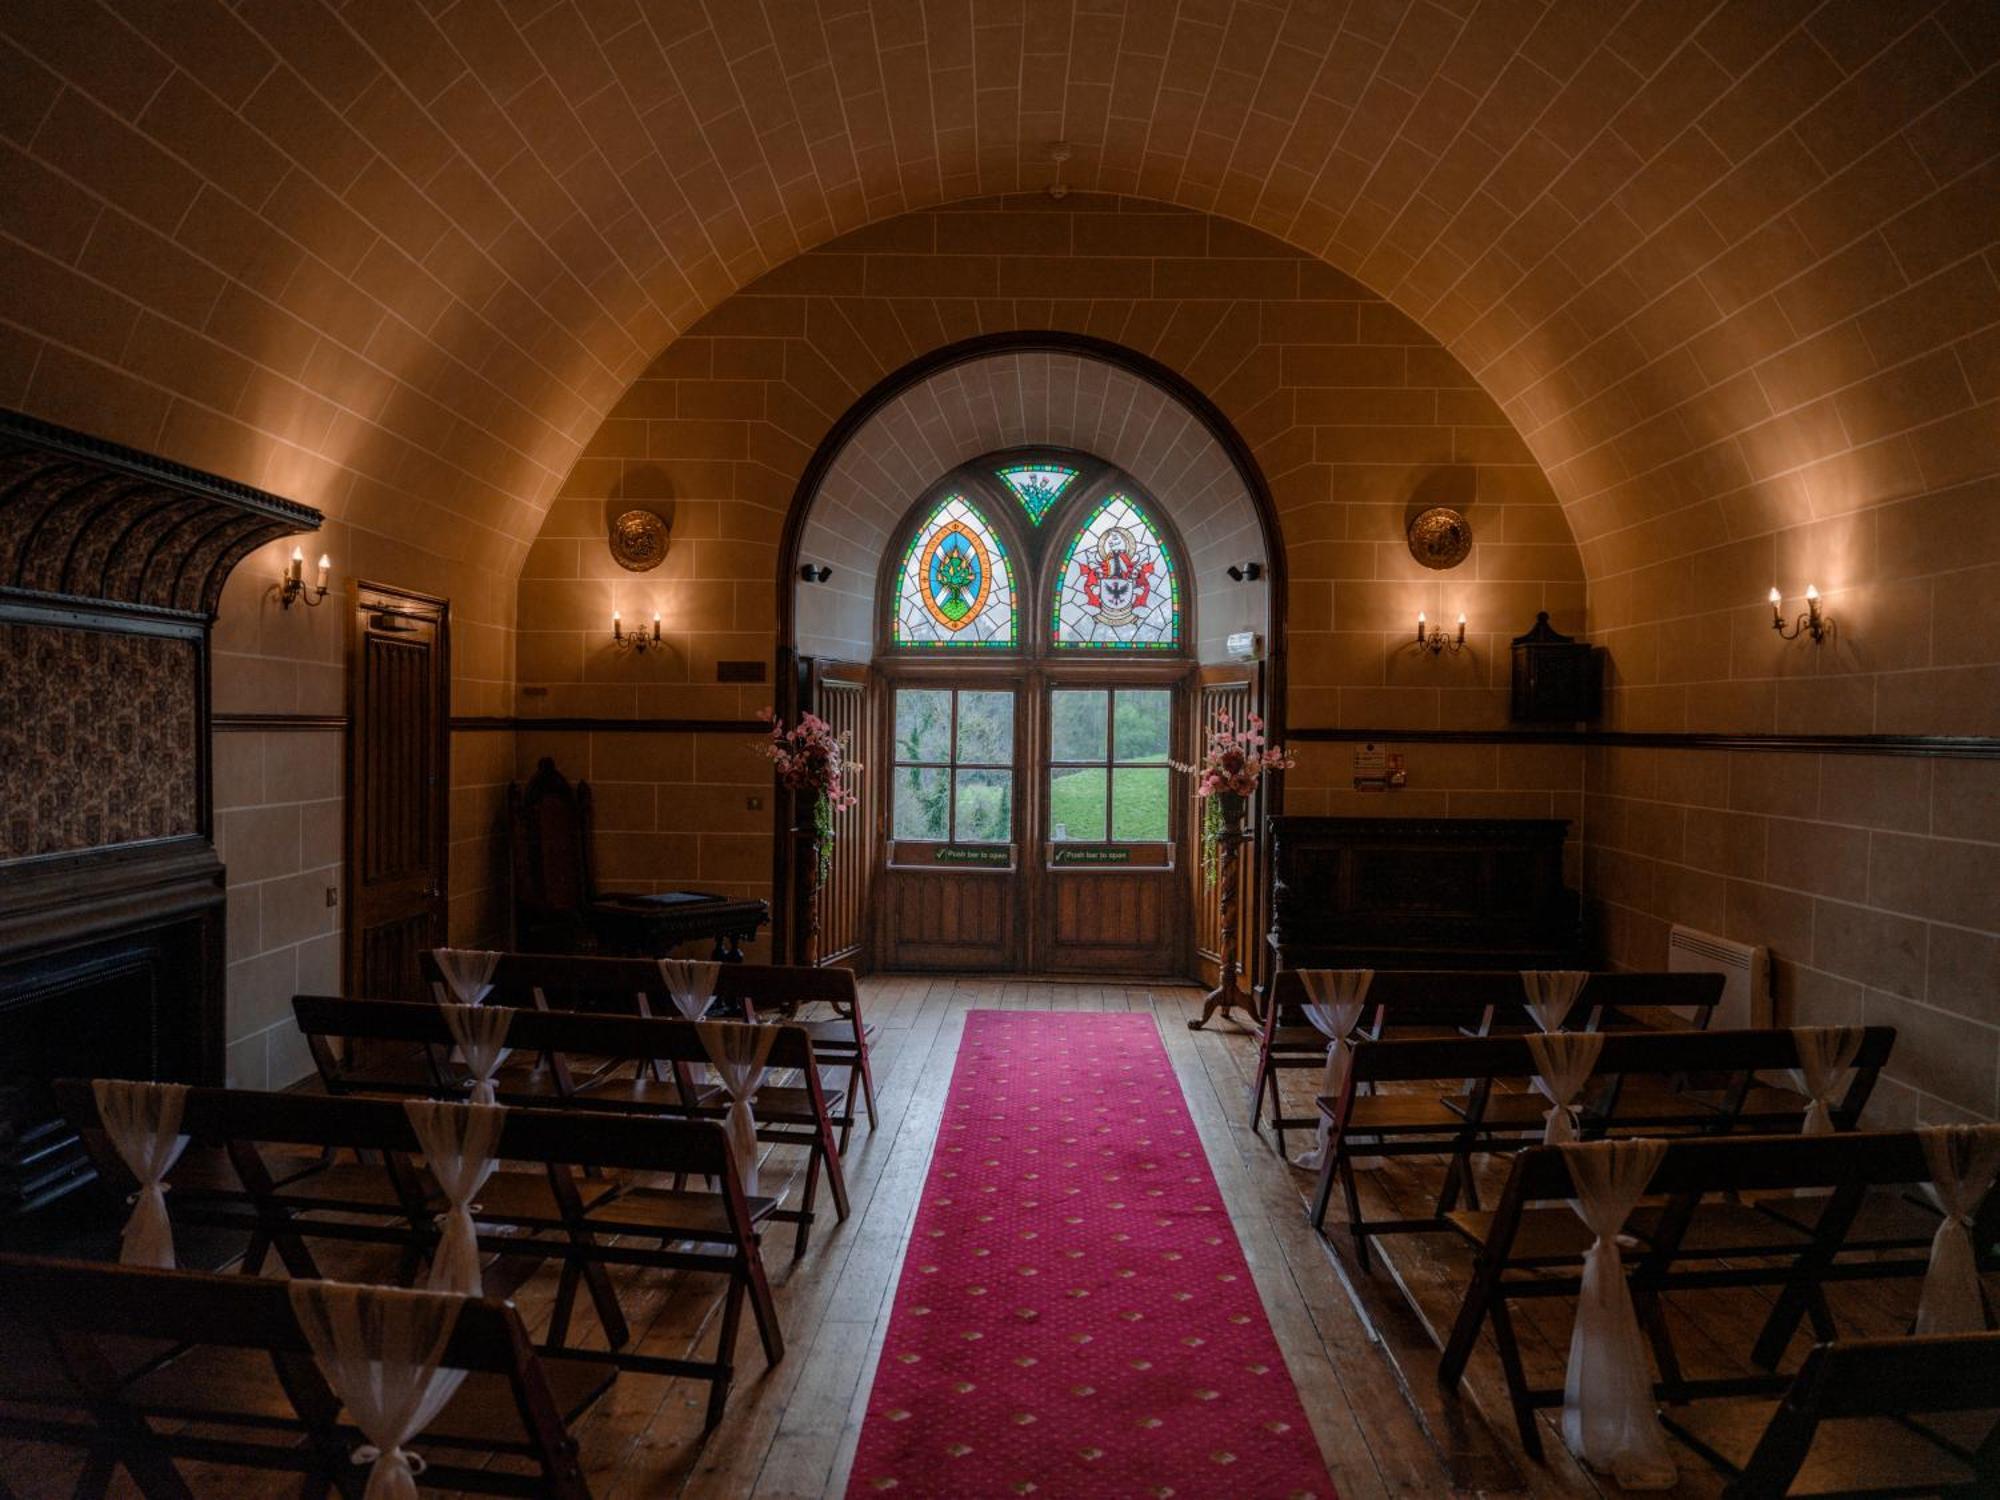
[[869, 663, 1192, 975]]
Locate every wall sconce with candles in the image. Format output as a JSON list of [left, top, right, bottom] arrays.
[[612, 609, 662, 654], [279, 545, 330, 609], [1770, 584, 1828, 644], [1415, 610, 1467, 655]]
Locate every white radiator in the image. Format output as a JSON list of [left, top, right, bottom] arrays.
[[1668, 924, 1770, 1030]]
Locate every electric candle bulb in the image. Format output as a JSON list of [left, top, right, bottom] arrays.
[[1805, 583, 1819, 602], [316, 554, 330, 586], [1769, 586, 1782, 605]]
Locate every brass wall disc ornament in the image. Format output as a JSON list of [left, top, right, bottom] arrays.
[[609, 509, 669, 571], [1406, 505, 1473, 570]]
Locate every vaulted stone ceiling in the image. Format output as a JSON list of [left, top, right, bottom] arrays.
[[2, 0, 1993, 590]]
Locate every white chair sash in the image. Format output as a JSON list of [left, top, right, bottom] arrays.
[[431, 949, 499, 1006], [1787, 1025, 1863, 1134], [403, 1100, 504, 1296], [658, 958, 721, 1021], [1521, 969, 1590, 1033], [1293, 969, 1373, 1171], [1560, 1138, 1676, 1489], [439, 1003, 512, 1105], [288, 1278, 470, 1500], [1527, 1030, 1604, 1145], [697, 1020, 777, 1197], [91, 1079, 190, 1269], [1915, 1124, 2000, 1336]]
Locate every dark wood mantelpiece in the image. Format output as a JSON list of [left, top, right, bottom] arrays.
[[0, 411, 323, 1212]]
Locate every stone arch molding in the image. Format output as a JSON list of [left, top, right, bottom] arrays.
[[792, 347, 1272, 666]]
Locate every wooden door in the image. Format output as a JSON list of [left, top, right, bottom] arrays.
[[1038, 678, 1186, 975], [808, 659, 873, 968], [875, 677, 1022, 970], [346, 584, 449, 1002], [1193, 667, 1262, 992]]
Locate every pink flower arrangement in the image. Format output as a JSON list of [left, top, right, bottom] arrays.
[[1176, 712, 1294, 801], [757, 709, 860, 809]]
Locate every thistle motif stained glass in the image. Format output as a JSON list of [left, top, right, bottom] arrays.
[[893, 495, 1017, 648], [994, 464, 1078, 525], [1051, 493, 1179, 649]]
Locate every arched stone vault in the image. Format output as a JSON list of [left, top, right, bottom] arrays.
[[1, 0, 1990, 626]]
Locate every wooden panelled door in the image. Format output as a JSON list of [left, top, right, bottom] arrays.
[[1193, 667, 1263, 993], [875, 674, 1023, 970], [1039, 676, 1186, 974], [872, 669, 1190, 975], [805, 658, 874, 967], [347, 583, 450, 1002]]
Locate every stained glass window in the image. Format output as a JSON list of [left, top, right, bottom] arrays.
[[1050, 493, 1179, 649], [995, 464, 1078, 525], [892, 494, 1017, 648]]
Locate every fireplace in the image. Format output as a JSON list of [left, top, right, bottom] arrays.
[[0, 412, 319, 1214]]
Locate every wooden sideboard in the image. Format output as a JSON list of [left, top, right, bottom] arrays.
[[1265, 816, 1583, 972]]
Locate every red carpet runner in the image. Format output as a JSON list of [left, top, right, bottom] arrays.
[[848, 1010, 1335, 1499]]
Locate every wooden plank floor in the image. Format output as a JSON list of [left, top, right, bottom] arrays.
[[0, 976, 1960, 1498]]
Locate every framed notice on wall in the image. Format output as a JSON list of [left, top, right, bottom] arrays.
[[1351, 743, 1405, 792]]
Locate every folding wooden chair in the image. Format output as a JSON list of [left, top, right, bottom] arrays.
[[1436, 1129, 1984, 1459], [0, 1252, 604, 1497], [59, 1080, 784, 1430], [1665, 1332, 2000, 1497], [1307, 1025, 1893, 1272], [292, 998, 852, 1257]]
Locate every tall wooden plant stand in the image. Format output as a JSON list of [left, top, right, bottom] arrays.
[[1191, 794, 1253, 1030], [794, 790, 825, 967]]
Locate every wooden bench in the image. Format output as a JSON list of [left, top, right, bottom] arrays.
[[1308, 1025, 1894, 1270], [1437, 1129, 1989, 1459], [293, 997, 851, 1258], [58, 1080, 783, 1430], [1664, 1331, 2000, 1496], [0, 1252, 604, 1497], [1253, 968, 1726, 1157], [422, 951, 880, 1150]]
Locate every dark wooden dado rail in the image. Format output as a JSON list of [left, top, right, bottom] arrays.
[[1285, 726, 2000, 760], [213, 714, 769, 734], [213, 714, 2000, 761]]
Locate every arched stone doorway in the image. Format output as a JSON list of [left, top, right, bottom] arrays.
[[773, 335, 1288, 980]]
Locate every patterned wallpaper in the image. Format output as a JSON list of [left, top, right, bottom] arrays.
[[0, 622, 199, 859]]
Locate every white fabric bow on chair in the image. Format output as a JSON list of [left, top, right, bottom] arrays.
[[697, 1020, 777, 1197], [1521, 970, 1590, 1033], [1559, 1137, 1676, 1490], [404, 1100, 504, 1296], [92, 1079, 190, 1270], [439, 1004, 513, 1105], [288, 1278, 470, 1500], [1527, 1031, 1605, 1145], [1915, 1124, 2000, 1336], [658, 958, 721, 1021], [1294, 969, 1374, 1172], [1788, 1025, 1864, 1134], [431, 949, 500, 1005]]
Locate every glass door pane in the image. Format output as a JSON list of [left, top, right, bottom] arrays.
[[890, 685, 1016, 846], [1047, 687, 1173, 845]]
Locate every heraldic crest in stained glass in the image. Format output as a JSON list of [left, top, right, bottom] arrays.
[[893, 494, 1017, 648], [1078, 523, 1154, 624], [994, 464, 1078, 525], [1052, 492, 1179, 648]]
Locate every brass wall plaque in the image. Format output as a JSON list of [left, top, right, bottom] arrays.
[[1406, 505, 1473, 570], [609, 509, 669, 571]]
